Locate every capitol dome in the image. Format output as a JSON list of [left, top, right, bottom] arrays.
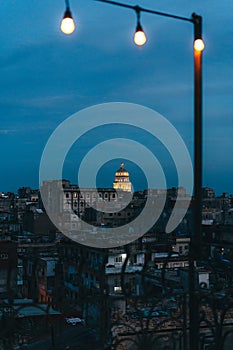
[[113, 163, 132, 193]]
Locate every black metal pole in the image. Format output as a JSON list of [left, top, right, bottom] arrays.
[[189, 13, 203, 350], [183, 293, 188, 350], [193, 14, 203, 253]]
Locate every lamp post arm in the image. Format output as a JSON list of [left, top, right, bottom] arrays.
[[96, 0, 193, 23]]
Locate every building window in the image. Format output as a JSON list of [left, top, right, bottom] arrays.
[[115, 256, 123, 263], [114, 286, 122, 293]]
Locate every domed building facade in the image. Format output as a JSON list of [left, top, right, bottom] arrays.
[[113, 163, 132, 193]]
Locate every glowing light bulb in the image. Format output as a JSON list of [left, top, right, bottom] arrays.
[[194, 38, 204, 52], [60, 8, 75, 35], [134, 29, 147, 46], [134, 22, 146, 46]]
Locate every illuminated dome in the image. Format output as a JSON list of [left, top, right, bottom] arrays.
[[113, 163, 132, 193]]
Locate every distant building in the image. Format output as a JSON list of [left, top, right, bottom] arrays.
[[113, 163, 132, 193], [40, 179, 117, 219], [22, 206, 56, 239], [0, 240, 18, 298], [180, 268, 210, 292], [202, 187, 215, 199], [225, 209, 233, 225], [18, 186, 39, 201], [172, 236, 190, 256], [202, 191, 231, 225], [36, 256, 58, 303], [0, 192, 19, 237], [18, 241, 57, 300]]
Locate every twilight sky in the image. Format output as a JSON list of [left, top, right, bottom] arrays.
[[0, 0, 232, 195]]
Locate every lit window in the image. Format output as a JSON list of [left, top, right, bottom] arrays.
[[115, 256, 123, 263]]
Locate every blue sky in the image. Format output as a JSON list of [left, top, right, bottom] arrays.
[[0, 0, 232, 195]]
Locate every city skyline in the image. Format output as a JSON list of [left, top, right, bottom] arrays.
[[0, 0, 232, 195], [1, 173, 232, 198]]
